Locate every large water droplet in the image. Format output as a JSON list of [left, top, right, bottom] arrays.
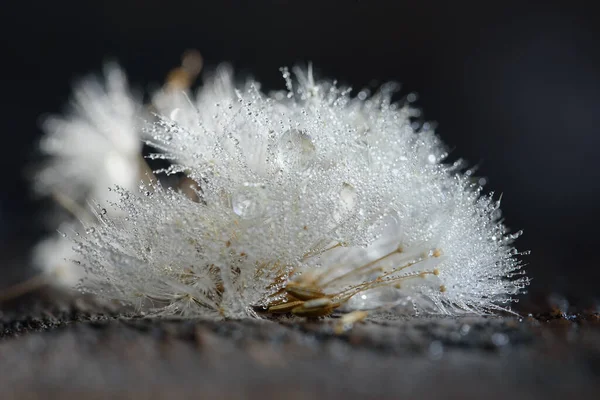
[[232, 183, 266, 219], [340, 183, 356, 210], [333, 183, 357, 223], [276, 129, 316, 171], [428, 340, 444, 360], [491, 332, 510, 347], [170, 108, 181, 121], [346, 286, 403, 309]]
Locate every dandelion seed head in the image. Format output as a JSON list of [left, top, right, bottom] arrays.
[[37, 63, 528, 318]]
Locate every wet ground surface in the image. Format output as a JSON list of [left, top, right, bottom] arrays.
[[1, 288, 599, 399]]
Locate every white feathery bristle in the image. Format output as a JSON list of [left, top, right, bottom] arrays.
[[35, 63, 142, 208], [33, 64, 143, 282], [31, 224, 83, 286], [36, 63, 528, 318]]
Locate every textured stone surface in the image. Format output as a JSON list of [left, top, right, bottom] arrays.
[[1, 288, 599, 399]]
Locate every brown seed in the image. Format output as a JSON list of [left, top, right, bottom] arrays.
[[334, 311, 369, 334], [285, 284, 327, 301], [291, 299, 340, 317], [267, 300, 305, 314]]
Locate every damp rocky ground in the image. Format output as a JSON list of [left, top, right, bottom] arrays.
[[0, 288, 598, 399]]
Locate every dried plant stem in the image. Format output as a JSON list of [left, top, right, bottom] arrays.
[[0, 274, 49, 303]]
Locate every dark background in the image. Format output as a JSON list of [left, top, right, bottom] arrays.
[[1, 1, 598, 301]]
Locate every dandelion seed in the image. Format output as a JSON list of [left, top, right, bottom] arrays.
[[35, 63, 143, 209], [31, 63, 146, 284], [35, 61, 528, 319]]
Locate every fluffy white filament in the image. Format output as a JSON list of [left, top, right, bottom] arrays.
[[33, 64, 143, 284], [36, 64, 142, 206], [35, 63, 528, 318]]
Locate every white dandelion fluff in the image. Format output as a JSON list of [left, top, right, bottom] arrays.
[[31, 225, 83, 286], [33, 64, 145, 283], [35, 63, 143, 209], [38, 62, 528, 318]]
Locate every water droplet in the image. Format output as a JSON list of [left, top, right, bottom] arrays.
[[170, 108, 180, 121], [85, 227, 95, 234], [491, 332, 509, 347], [232, 183, 267, 219], [346, 287, 402, 309], [459, 324, 471, 335], [340, 183, 356, 210], [275, 129, 316, 172], [333, 183, 357, 223], [428, 340, 444, 360], [101, 208, 107, 215]]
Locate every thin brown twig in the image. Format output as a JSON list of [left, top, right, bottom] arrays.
[[0, 274, 50, 304]]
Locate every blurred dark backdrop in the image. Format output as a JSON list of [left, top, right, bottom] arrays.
[[1, 1, 599, 301]]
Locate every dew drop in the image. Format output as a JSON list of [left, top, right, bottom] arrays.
[[169, 108, 180, 121], [85, 227, 95, 234], [232, 183, 266, 219], [275, 129, 316, 172], [428, 340, 444, 360], [491, 332, 509, 347], [340, 183, 356, 210], [333, 182, 357, 223], [346, 287, 402, 309]]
